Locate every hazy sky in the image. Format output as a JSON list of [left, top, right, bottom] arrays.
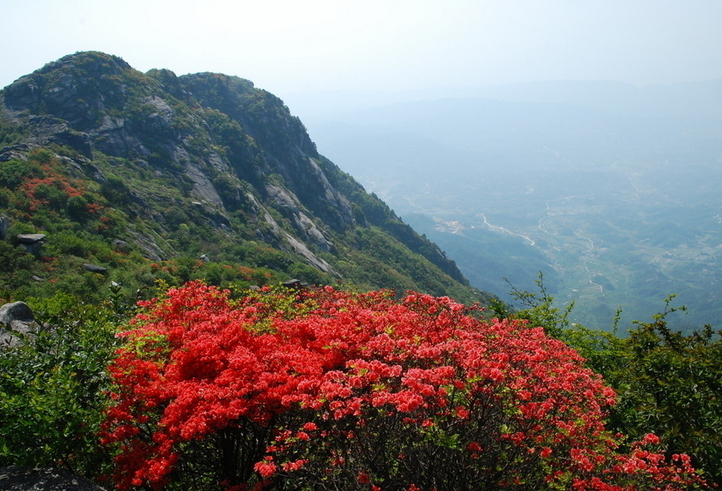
[[2, 0, 722, 100]]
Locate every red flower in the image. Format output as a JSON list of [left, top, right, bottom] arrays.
[[101, 282, 708, 490], [357, 471, 370, 484]]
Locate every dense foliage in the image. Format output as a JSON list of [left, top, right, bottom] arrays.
[[506, 280, 722, 487], [0, 293, 123, 476], [0, 149, 273, 301], [608, 308, 722, 485], [102, 282, 705, 490]]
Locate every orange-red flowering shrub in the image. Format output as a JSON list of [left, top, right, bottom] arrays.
[[102, 282, 707, 490]]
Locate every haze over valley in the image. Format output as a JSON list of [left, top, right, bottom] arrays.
[[292, 81, 722, 329]]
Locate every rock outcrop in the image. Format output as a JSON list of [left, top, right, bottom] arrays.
[[1, 52, 353, 275], [0, 51, 480, 302], [16, 234, 45, 254], [0, 467, 106, 491], [0, 301, 37, 347]]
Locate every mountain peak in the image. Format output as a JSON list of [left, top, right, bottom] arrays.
[[0, 52, 483, 305]]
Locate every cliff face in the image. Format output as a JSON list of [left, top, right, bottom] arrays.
[[0, 51, 480, 302]]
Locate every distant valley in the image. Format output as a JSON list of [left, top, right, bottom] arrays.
[[289, 81, 722, 330]]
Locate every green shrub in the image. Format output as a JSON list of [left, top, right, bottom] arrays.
[[506, 278, 722, 487], [0, 294, 124, 479], [0, 159, 43, 189]]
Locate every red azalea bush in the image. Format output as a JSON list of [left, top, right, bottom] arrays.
[[102, 282, 706, 490]]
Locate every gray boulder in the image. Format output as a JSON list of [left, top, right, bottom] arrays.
[[0, 467, 106, 491], [17, 234, 46, 254], [16, 234, 46, 243], [0, 301, 37, 348], [82, 263, 108, 274], [0, 301, 34, 327]]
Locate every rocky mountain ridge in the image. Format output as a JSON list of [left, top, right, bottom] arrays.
[[0, 51, 482, 304]]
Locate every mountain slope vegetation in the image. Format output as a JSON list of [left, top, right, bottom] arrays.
[[0, 51, 483, 305]]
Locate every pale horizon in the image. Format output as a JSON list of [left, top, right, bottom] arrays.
[[2, 0, 722, 103]]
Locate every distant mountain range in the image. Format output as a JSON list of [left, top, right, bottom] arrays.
[[297, 80, 722, 330], [0, 51, 487, 305]]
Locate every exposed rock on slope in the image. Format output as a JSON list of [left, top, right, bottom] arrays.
[[0, 467, 106, 491], [0, 301, 37, 348], [0, 51, 483, 303]]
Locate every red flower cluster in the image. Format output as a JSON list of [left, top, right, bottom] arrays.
[[102, 282, 706, 490]]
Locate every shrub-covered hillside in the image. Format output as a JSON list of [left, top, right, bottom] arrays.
[[0, 51, 485, 305]]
